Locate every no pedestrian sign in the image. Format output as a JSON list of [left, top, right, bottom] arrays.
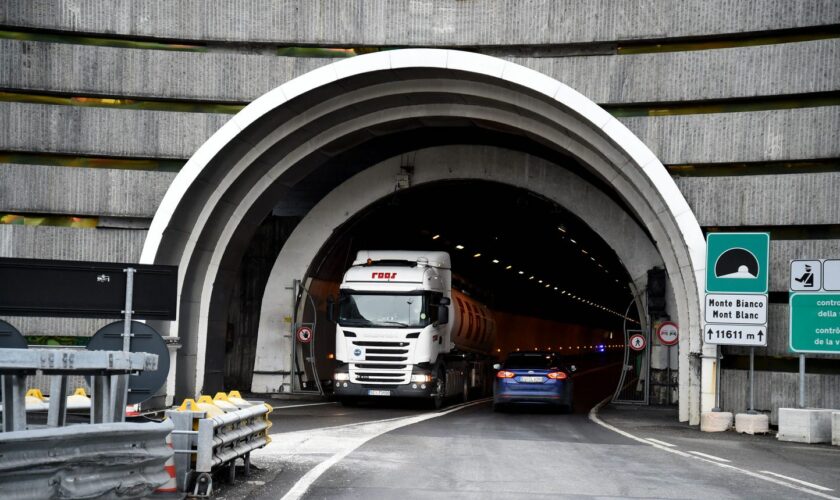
[[629, 333, 646, 351]]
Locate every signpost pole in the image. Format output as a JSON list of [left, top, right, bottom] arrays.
[[747, 347, 756, 414], [122, 267, 136, 352], [713, 345, 721, 412], [666, 344, 672, 405], [798, 354, 806, 409]]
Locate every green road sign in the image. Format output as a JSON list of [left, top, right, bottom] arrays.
[[789, 293, 840, 353], [706, 233, 769, 293]]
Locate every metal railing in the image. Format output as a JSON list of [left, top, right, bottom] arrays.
[[0, 416, 173, 499], [166, 392, 273, 497], [0, 347, 158, 431]]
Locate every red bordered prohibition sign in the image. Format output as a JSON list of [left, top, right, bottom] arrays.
[[296, 326, 313, 344], [656, 321, 679, 346]]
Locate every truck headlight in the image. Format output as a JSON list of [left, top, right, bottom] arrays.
[[334, 373, 350, 381], [410, 374, 432, 383]]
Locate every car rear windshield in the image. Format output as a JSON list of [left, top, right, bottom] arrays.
[[504, 354, 556, 369]]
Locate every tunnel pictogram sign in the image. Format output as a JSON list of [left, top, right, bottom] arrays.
[[296, 326, 313, 343], [705, 233, 769, 294], [629, 333, 647, 351]]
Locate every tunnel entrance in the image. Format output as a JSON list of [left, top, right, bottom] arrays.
[[140, 49, 707, 423], [283, 180, 641, 406]]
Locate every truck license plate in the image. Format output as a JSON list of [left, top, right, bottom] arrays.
[[368, 389, 391, 396], [519, 376, 544, 383]]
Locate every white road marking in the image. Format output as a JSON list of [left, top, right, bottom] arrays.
[[273, 398, 491, 500], [268, 402, 339, 410], [644, 438, 676, 447], [760, 471, 834, 492], [688, 451, 731, 463], [588, 397, 840, 500]]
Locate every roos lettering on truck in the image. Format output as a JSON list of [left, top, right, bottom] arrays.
[[371, 272, 397, 279]]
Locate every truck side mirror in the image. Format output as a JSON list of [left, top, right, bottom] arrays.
[[439, 297, 451, 306], [437, 304, 449, 325], [327, 296, 335, 323]]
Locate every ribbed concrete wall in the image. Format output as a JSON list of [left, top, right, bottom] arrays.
[[677, 173, 840, 227], [3, 38, 838, 104], [3, 102, 838, 164], [721, 369, 840, 424], [0, 164, 175, 218], [0, 225, 146, 262], [3, 0, 838, 45], [0, 103, 229, 159]]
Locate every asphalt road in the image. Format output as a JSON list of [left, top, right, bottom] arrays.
[[213, 368, 839, 500]]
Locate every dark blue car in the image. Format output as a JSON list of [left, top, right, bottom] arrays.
[[493, 352, 575, 413]]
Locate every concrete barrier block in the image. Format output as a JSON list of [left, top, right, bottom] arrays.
[[735, 413, 770, 435], [701, 411, 733, 432], [777, 408, 834, 443], [833, 412, 840, 446]]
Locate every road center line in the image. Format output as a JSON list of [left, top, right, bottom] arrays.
[[278, 398, 491, 500], [644, 438, 676, 447], [688, 451, 731, 463], [760, 471, 834, 492], [588, 397, 840, 500]]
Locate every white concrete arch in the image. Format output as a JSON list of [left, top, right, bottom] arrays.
[[253, 144, 665, 388], [140, 49, 709, 423]]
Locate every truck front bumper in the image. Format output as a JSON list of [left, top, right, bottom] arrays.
[[333, 380, 435, 399]]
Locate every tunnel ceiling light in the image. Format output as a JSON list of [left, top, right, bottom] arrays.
[[432, 234, 440, 240], [553, 287, 558, 290], [473, 253, 481, 258], [590, 257, 596, 261], [492, 259, 499, 264], [557, 226, 566, 232], [506, 265, 512, 270], [581, 249, 588, 254], [529, 275, 534, 280], [455, 244, 464, 250], [545, 284, 550, 288], [570, 238, 577, 244], [518, 271, 524, 275]]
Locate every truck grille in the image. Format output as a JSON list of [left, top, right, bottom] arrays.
[[350, 340, 412, 384]]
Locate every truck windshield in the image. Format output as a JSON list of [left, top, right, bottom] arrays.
[[338, 292, 429, 328]]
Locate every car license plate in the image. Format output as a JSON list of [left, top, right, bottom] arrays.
[[519, 376, 544, 383], [368, 389, 391, 396]]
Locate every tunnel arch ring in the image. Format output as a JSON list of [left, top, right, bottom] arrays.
[[139, 49, 708, 423]]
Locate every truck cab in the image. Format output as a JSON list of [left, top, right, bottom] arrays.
[[331, 251, 453, 406]]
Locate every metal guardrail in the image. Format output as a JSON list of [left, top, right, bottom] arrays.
[[166, 393, 272, 497], [0, 419, 174, 499], [0, 347, 158, 431]]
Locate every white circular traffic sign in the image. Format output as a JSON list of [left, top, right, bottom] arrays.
[[296, 326, 313, 344], [629, 333, 647, 351], [656, 322, 679, 346]]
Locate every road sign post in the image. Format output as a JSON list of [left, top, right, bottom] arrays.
[[704, 233, 769, 414], [656, 322, 678, 405]]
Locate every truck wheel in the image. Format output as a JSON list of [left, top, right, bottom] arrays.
[[431, 369, 446, 410]]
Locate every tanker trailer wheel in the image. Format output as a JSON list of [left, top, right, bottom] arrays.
[[430, 368, 446, 410], [462, 375, 470, 403]]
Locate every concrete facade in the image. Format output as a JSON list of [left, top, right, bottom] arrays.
[[1, 1, 838, 419]]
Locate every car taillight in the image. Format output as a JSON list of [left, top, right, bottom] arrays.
[[547, 371, 568, 380], [496, 370, 516, 379]]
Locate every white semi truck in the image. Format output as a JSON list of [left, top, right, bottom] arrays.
[[329, 250, 496, 408]]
